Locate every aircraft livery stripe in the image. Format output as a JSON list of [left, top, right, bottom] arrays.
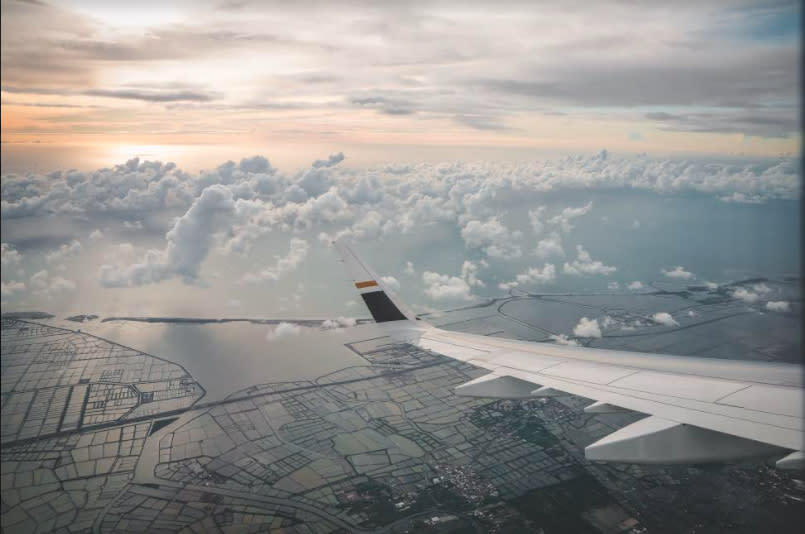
[[355, 280, 378, 289], [360, 290, 408, 322]]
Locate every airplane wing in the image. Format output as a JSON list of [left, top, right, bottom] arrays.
[[333, 240, 804, 470]]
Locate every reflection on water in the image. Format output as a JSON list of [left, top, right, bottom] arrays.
[[74, 320, 374, 401]]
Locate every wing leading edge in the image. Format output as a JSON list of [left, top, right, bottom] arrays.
[[333, 240, 804, 470]]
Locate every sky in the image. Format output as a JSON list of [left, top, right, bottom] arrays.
[[0, 0, 802, 172], [0, 0, 801, 321]]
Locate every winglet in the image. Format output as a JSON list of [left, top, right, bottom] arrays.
[[333, 240, 418, 323]]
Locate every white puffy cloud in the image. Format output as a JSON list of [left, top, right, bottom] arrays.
[[89, 229, 104, 241], [573, 317, 602, 338], [661, 266, 694, 280], [533, 232, 564, 259], [732, 283, 772, 304], [549, 334, 579, 346], [423, 271, 475, 302], [627, 281, 644, 290], [528, 206, 546, 234], [499, 263, 557, 290], [312, 152, 345, 169], [29, 269, 76, 295], [1, 280, 26, 298], [651, 312, 679, 327], [460, 217, 522, 259], [99, 184, 238, 287], [719, 192, 766, 204], [1, 243, 22, 266], [45, 239, 82, 264], [266, 322, 303, 341], [460, 261, 485, 288], [321, 316, 357, 330], [381, 275, 401, 291], [765, 301, 790, 312], [243, 238, 310, 283], [548, 202, 593, 233], [563, 245, 616, 276], [404, 261, 415, 275]]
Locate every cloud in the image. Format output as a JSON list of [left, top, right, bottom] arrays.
[[98, 184, 238, 287], [89, 229, 104, 241], [765, 301, 790, 312], [423, 271, 475, 302], [403, 261, 415, 275], [627, 281, 644, 290], [732, 283, 772, 304], [549, 334, 579, 346], [381, 275, 401, 291], [499, 263, 556, 290], [548, 202, 593, 232], [45, 239, 82, 264], [1, 243, 22, 266], [719, 192, 767, 204], [460, 217, 522, 259], [563, 245, 616, 276], [84, 88, 218, 102], [242, 238, 310, 283], [1, 280, 26, 298], [651, 312, 679, 327], [608, 281, 620, 290], [528, 206, 546, 234], [266, 322, 303, 341], [321, 316, 357, 330], [312, 152, 345, 169], [661, 265, 694, 280], [29, 269, 76, 295], [573, 317, 602, 338], [461, 261, 485, 288], [533, 232, 564, 259]]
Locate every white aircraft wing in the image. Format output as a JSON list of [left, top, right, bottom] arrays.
[[334, 240, 804, 470]]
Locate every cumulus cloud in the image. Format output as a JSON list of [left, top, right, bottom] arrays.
[[1, 280, 26, 298], [563, 245, 616, 276], [719, 192, 766, 204], [608, 281, 620, 290], [243, 238, 310, 283], [45, 239, 82, 264], [381, 275, 401, 291], [499, 263, 556, 290], [460, 217, 523, 259], [98, 184, 238, 287], [627, 281, 644, 290], [573, 317, 602, 338], [765, 301, 790, 312], [266, 322, 303, 341], [1, 243, 22, 266], [89, 229, 104, 241], [528, 206, 546, 234], [312, 152, 345, 169], [461, 261, 485, 288], [533, 232, 564, 259], [423, 271, 475, 302], [404, 261, 415, 275], [548, 202, 593, 233], [651, 312, 679, 327], [29, 269, 76, 295], [549, 334, 579, 346], [321, 316, 357, 330], [661, 266, 694, 280], [732, 283, 772, 304]]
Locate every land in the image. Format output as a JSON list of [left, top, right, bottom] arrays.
[[1, 277, 803, 533]]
